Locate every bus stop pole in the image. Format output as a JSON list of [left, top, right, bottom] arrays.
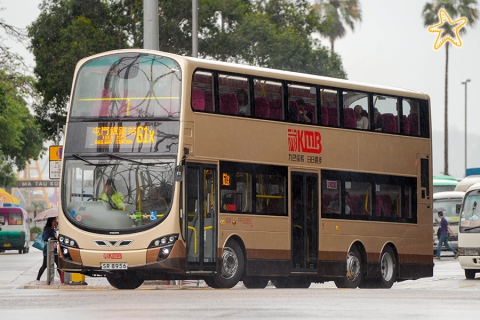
[[46, 240, 55, 285]]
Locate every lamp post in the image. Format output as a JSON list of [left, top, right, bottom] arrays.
[[462, 79, 471, 176]]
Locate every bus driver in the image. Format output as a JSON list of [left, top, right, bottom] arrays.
[[99, 178, 125, 210]]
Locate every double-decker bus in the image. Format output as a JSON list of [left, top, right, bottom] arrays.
[[58, 49, 433, 289]]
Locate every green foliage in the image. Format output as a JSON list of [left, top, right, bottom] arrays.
[[0, 71, 45, 187], [30, 226, 43, 234], [314, 0, 362, 53]]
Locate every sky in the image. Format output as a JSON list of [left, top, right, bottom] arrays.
[[1, 0, 480, 179]]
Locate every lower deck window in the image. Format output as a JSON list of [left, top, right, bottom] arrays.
[[220, 162, 287, 216], [321, 170, 417, 223]]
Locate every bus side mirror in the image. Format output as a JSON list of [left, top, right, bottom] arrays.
[[456, 204, 462, 214], [174, 166, 183, 182]]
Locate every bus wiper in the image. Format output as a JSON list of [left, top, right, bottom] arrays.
[[104, 153, 157, 166], [464, 225, 480, 231]]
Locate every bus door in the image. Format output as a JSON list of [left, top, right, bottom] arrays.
[[291, 172, 318, 271], [185, 163, 217, 271]]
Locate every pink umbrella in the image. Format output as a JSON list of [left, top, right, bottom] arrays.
[[33, 207, 59, 222]]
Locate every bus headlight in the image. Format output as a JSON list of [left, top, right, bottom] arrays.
[[148, 234, 178, 249], [463, 248, 480, 256], [59, 234, 79, 248]]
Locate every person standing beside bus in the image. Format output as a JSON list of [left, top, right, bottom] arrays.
[[36, 217, 58, 281], [354, 105, 368, 129], [434, 210, 459, 259]]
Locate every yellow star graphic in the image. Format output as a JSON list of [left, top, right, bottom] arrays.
[[428, 9, 467, 50]]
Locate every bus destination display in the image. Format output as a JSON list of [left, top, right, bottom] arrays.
[[91, 125, 156, 146]]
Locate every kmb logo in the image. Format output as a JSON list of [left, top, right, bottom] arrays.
[[103, 253, 123, 259], [287, 129, 322, 154]]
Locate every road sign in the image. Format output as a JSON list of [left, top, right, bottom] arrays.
[[49, 146, 63, 179], [13, 180, 60, 188]]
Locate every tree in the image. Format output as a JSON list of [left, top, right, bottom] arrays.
[[314, 0, 362, 54], [0, 72, 46, 187], [0, 8, 45, 187], [28, 0, 128, 139], [422, 0, 478, 175]]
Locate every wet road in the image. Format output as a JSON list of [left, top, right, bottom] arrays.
[[1, 249, 479, 319]]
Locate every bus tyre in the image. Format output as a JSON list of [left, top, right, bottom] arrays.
[[204, 277, 220, 288], [465, 269, 476, 280], [243, 276, 269, 289], [106, 273, 144, 289], [211, 240, 244, 289], [378, 246, 396, 288], [334, 246, 362, 289]]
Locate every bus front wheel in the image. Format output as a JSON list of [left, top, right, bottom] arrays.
[[465, 269, 477, 279], [210, 240, 244, 289], [334, 246, 363, 289], [106, 273, 144, 289]]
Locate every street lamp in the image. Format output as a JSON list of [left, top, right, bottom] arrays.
[[462, 79, 471, 176]]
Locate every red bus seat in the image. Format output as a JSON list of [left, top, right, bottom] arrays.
[[327, 106, 338, 126], [382, 113, 398, 133], [254, 97, 270, 119], [344, 108, 356, 128], [269, 99, 283, 120], [192, 88, 205, 111], [321, 105, 328, 125], [219, 92, 238, 115]]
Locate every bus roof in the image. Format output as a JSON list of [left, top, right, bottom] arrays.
[[454, 176, 480, 192], [77, 49, 430, 101], [433, 191, 465, 200]]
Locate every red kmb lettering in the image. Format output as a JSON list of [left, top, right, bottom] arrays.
[[287, 129, 322, 154], [103, 253, 123, 259]]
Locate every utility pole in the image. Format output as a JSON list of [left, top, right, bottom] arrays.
[[192, 0, 198, 57], [144, 0, 159, 50]]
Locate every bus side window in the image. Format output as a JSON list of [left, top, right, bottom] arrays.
[[192, 71, 213, 112]]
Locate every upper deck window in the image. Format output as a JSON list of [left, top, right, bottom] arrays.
[[70, 53, 182, 119]]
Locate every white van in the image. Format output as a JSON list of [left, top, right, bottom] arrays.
[[0, 207, 30, 254], [433, 191, 464, 253], [458, 182, 480, 279]]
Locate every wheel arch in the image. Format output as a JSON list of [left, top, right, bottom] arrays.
[[221, 234, 247, 279], [380, 242, 399, 276], [350, 240, 367, 274]]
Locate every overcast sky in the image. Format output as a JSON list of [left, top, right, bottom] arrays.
[[2, 0, 480, 178]]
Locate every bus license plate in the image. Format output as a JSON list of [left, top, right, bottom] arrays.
[[101, 263, 128, 270], [4, 243, 10, 247]]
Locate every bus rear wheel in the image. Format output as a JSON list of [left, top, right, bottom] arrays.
[[465, 269, 477, 279], [334, 246, 362, 289], [106, 273, 144, 289], [378, 246, 396, 288], [209, 240, 244, 289], [243, 276, 269, 289]]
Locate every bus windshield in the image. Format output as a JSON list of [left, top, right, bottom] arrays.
[[460, 190, 480, 232], [62, 158, 176, 232], [70, 52, 182, 119], [433, 198, 460, 225]]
